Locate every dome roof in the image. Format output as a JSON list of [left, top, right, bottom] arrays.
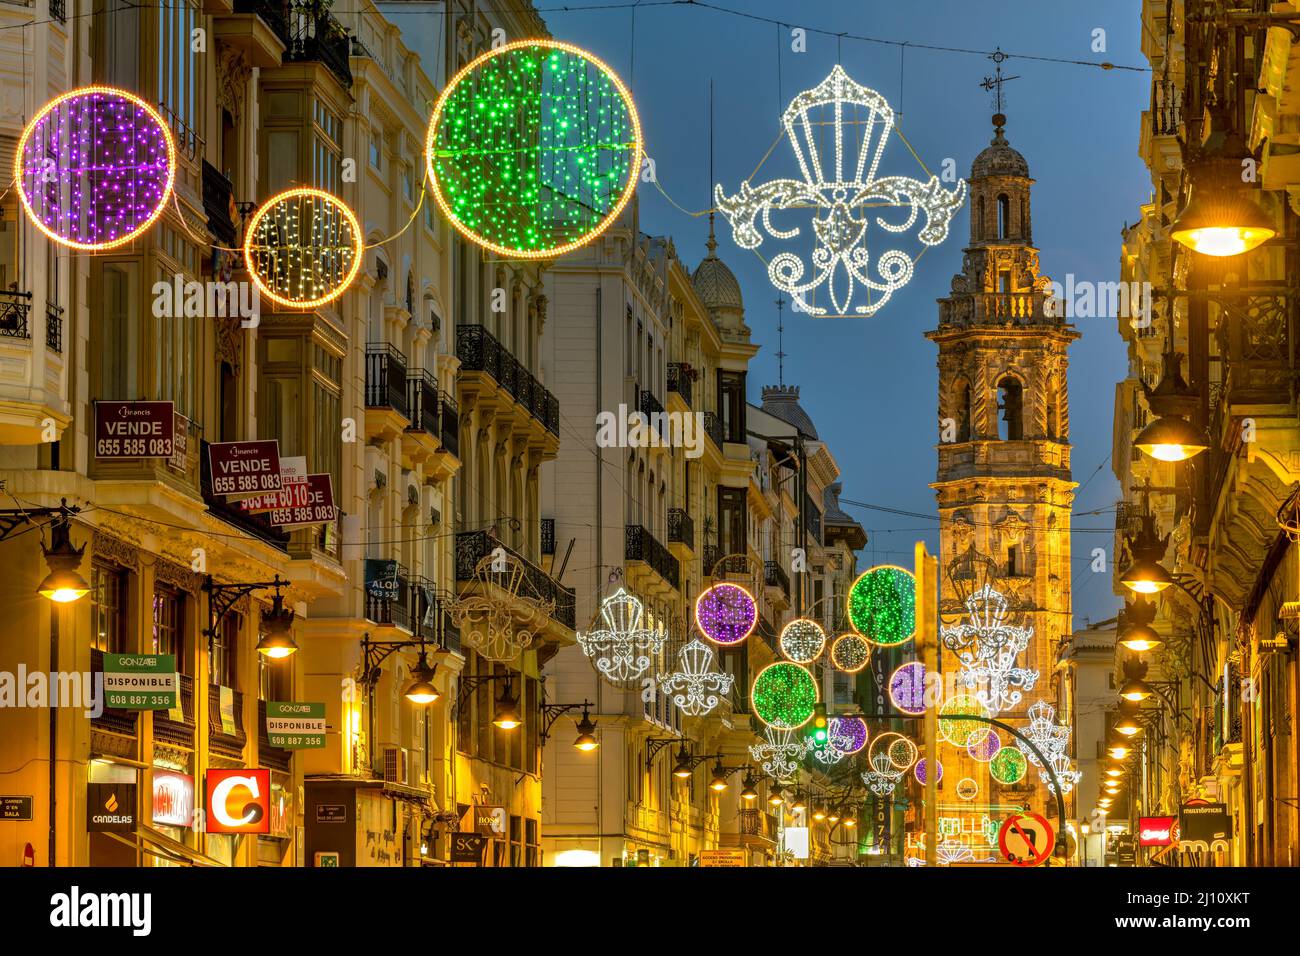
[[971, 123, 1029, 179], [692, 228, 744, 312], [761, 385, 818, 440]]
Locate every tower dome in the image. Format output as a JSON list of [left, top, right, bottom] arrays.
[[692, 226, 744, 312], [971, 115, 1030, 179]]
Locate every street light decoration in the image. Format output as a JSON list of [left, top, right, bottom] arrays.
[[989, 745, 1027, 785], [862, 750, 905, 796], [243, 187, 364, 309], [829, 632, 871, 673], [748, 726, 812, 782], [778, 617, 827, 663], [888, 661, 928, 715], [714, 66, 965, 317], [656, 637, 735, 717], [1014, 701, 1082, 795], [940, 584, 1040, 714], [695, 582, 758, 645], [450, 550, 555, 662], [937, 694, 990, 748], [577, 587, 666, 687]]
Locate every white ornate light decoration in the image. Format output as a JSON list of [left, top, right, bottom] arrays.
[[657, 637, 734, 716], [862, 751, 904, 797], [748, 726, 811, 781], [714, 65, 966, 317], [577, 588, 666, 687], [451, 550, 555, 662], [1015, 701, 1083, 795], [940, 584, 1039, 714]]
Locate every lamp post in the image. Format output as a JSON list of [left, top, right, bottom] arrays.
[[539, 699, 600, 752], [203, 574, 298, 657]]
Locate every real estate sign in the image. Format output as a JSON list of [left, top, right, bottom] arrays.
[[102, 654, 178, 710]]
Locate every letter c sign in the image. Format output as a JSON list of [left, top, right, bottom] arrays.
[[205, 768, 271, 834]]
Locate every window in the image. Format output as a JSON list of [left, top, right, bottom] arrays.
[[153, 258, 199, 416], [718, 371, 746, 443], [525, 818, 539, 867], [0, 188, 18, 290], [509, 815, 522, 867], [401, 164, 414, 204], [157, 0, 199, 150], [956, 382, 971, 442], [98, 263, 138, 400], [259, 649, 290, 701], [997, 194, 1010, 238], [91, 564, 127, 653], [313, 100, 343, 192], [1007, 545, 1019, 577], [525, 678, 538, 774], [210, 612, 237, 688], [975, 195, 985, 241], [369, 130, 384, 170], [997, 377, 1023, 441], [718, 487, 746, 555], [152, 586, 184, 673]]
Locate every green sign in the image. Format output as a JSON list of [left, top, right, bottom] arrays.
[[103, 654, 178, 710], [266, 701, 326, 749]]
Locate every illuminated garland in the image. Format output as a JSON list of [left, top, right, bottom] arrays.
[[749, 726, 812, 780], [17, 87, 176, 250], [714, 66, 965, 317], [657, 638, 734, 716], [244, 188, 363, 309], [940, 584, 1039, 714], [988, 745, 1027, 785], [425, 39, 641, 259], [955, 777, 979, 801], [830, 632, 871, 673], [829, 716, 868, 755], [967, 730, 1002, 762], [862, 751, 904, 796], [750, 662, 818, 730], [577, 587, 665, 686], [938, 694, 990, 748], [869, 731, 918, 772], [914, 758, 943, 785], [1015, 702, 1082, 794], [847, 566, 916, 646], [695, 583, 758, 646], [889, 661, 927, 715], [779, 617, 827, 663]]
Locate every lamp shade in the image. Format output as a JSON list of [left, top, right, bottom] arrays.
[[1171, 182, 1275, 257], [1134, 415, 1209, 463]]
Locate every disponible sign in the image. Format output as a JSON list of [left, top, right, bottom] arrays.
[[94, 401, 175, 459], [207, 440, 282, 498], [102, 654, 178, 710], [265, 701, 326, 749]]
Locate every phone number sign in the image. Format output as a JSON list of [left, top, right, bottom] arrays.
[[207, 440, 282, 497], [102, 654, 179, 710], [94, 401, 175, 459]]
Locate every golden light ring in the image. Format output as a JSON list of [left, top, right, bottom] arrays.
[[15, 85, 177, 251], [242, 187, 363, 310], [424, 38, 643, 260]]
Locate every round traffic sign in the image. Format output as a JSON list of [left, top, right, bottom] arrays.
[[998, 812, 1055, 866]]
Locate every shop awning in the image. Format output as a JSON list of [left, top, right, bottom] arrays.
[[105, 824, 227, 867]]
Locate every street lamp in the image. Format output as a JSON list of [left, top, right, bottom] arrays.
[[491, 679, 522, 730], [768, 783, 785, 807], [1134, 415, 1209, 463], [403, 650, 440, 704], [1119, 622, 1163, 653], [1107, 740, 1133, 760], [672, 743, 695, 779], [1170, 111, 1275, 258], [37, 510, 89, 603], [740, 772, 759, 802], [812, 805, 827, 822], [540, 699, 600, 753], [1120, 557, 1173, 595], [1114, 705, 1143, 737], [574, 705, 599, 752], [256, 589, 298, 659]]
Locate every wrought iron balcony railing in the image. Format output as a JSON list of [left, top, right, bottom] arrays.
[[667, 508, 694, 551], [625, 524, 680, 589], [285, 0, 353, 89], [46, 303, 63, 354], [701, 410, 724, 448], [666, 362, 692, 407], [0, 290, 32, 341], [202, 160, 238, 248], [456, 323, 560, 436], [1152, 80, 1182, 137], [406, 369, 439, 435], [439, 390, 459, 457], [454, 529, 576, 630], [764, 559, 790, 598], [366, 343, 410, 418], [234, 0, 291, 45]]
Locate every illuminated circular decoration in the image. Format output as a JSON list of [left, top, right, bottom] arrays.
[[17, 86, 176, 250], [779, 617, 827, 663], [914, 758, 943, 786], [828, 716, 868, 755], [870, 731, 918, 772], [938, 694, 990, 748], [967, 730, 1002, 763], [750, 662, 818, 730], [694, 583, 757, 646], [830, 632, 871, 673], [956, 777, 979, 800], [243, 188, 363, 309], [989, 746, 1028, 785], [888, 661, 927, 715], [425, 39, 642, 259], [846, 565, 916, 646]]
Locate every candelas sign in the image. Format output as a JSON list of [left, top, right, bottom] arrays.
[[205, 769, 270, 834]]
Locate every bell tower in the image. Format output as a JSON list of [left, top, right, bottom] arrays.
[[926, 114, 1078, 713]]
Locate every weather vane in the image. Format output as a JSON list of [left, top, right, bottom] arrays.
[[980, 47, 1020, 120]]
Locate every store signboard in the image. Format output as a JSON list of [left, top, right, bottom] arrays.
[[205, 769, 271, 834], [151, 771, 194, 828], [1179, 802, 1232, 850], [265, 702, 326, 749], [102, 654, 178, 710], [88, 782, 136, 832], [365, 559, 399, 601], [207, 440, 282, 498], [0, 796, 33, 821], [1138, 815, 1177, 847], [450, 832, 487, 864], [698, 849, 748, 867], [94, 401, 174, 459]]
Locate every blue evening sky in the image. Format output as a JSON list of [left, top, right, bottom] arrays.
[[536, 0, 1150, 627]]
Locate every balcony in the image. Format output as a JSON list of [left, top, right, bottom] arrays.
[[456, 324, 560, 439], [0, 290, 32, 341], [624, 524, 680, 592], [454, 529, 576, 631], [154, 674, 195, 749], [764, 559, 790, 604], [939, 292, 1053, 328], [202, 161, 238, 247], [45, 303, 63, 354], [667, 363, 692, 408], [424, 388, 461, 483], [401, 369, 441, 464], [89, 649, 138, 743], [366, 563, 411, 630], [640, 389, 667, 448], [284, 0, 354, 89], [365, 343, 410, 441], [222, 0, 291, 68], [666, 508, 694, 559], [208, 686, 248, 758], [199, 438, 290, 551]]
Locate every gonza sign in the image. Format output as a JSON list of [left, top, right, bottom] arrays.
[[205, 769, 270, 834], [1138, 815, 1177, 847]]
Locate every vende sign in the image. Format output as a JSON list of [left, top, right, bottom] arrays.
[[94, 401, 175, 459], [207, 440, 282, 498], [272, 474, 338, 528], [1138, 815, 1177, 847]]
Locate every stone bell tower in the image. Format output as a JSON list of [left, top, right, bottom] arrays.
[[926, 114, 1078, 714]]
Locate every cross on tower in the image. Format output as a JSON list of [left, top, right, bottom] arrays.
[[980, 47, 1020, 121]]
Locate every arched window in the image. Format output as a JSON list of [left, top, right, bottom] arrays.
[[956, 382, 972, 442], [997, 376, 1023, 440], [1046, 375, 1062, 441], [997, 194, 1011, 239], [976, 196, 985, 241]]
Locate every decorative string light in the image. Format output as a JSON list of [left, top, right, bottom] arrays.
[[862, 751, 904, 796], [967, 730, 1002, 763], [1015, 702, 1082, 794], [749, 725, 811, 781], [830, 632, 871, 673], [938, 694, 990, 748], [869, 731, 918, 772], [425, 39, 641, 259], [695, 582, 758, 646], [956, 777, 979, 801], [751, 662, 818, 730], [989, 746, 1027, 785], [828, 716, 868, 755], [714, 66, 965, 317], [17, 86, 176, 250], [889, 661, 927, 715], [778, 617, 827, 663], [847, 566, 916, 646], [577, 588, 666, 687], [657, 637, 734, 716], [244, 187, 363, 309], [914, 758, 943, 786], [941, 584, 1039, 714]]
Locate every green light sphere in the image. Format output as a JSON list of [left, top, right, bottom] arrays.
[[751, 662, 818, 730], [847, 565, 916, 646], [989, 746, 1028, 785]]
